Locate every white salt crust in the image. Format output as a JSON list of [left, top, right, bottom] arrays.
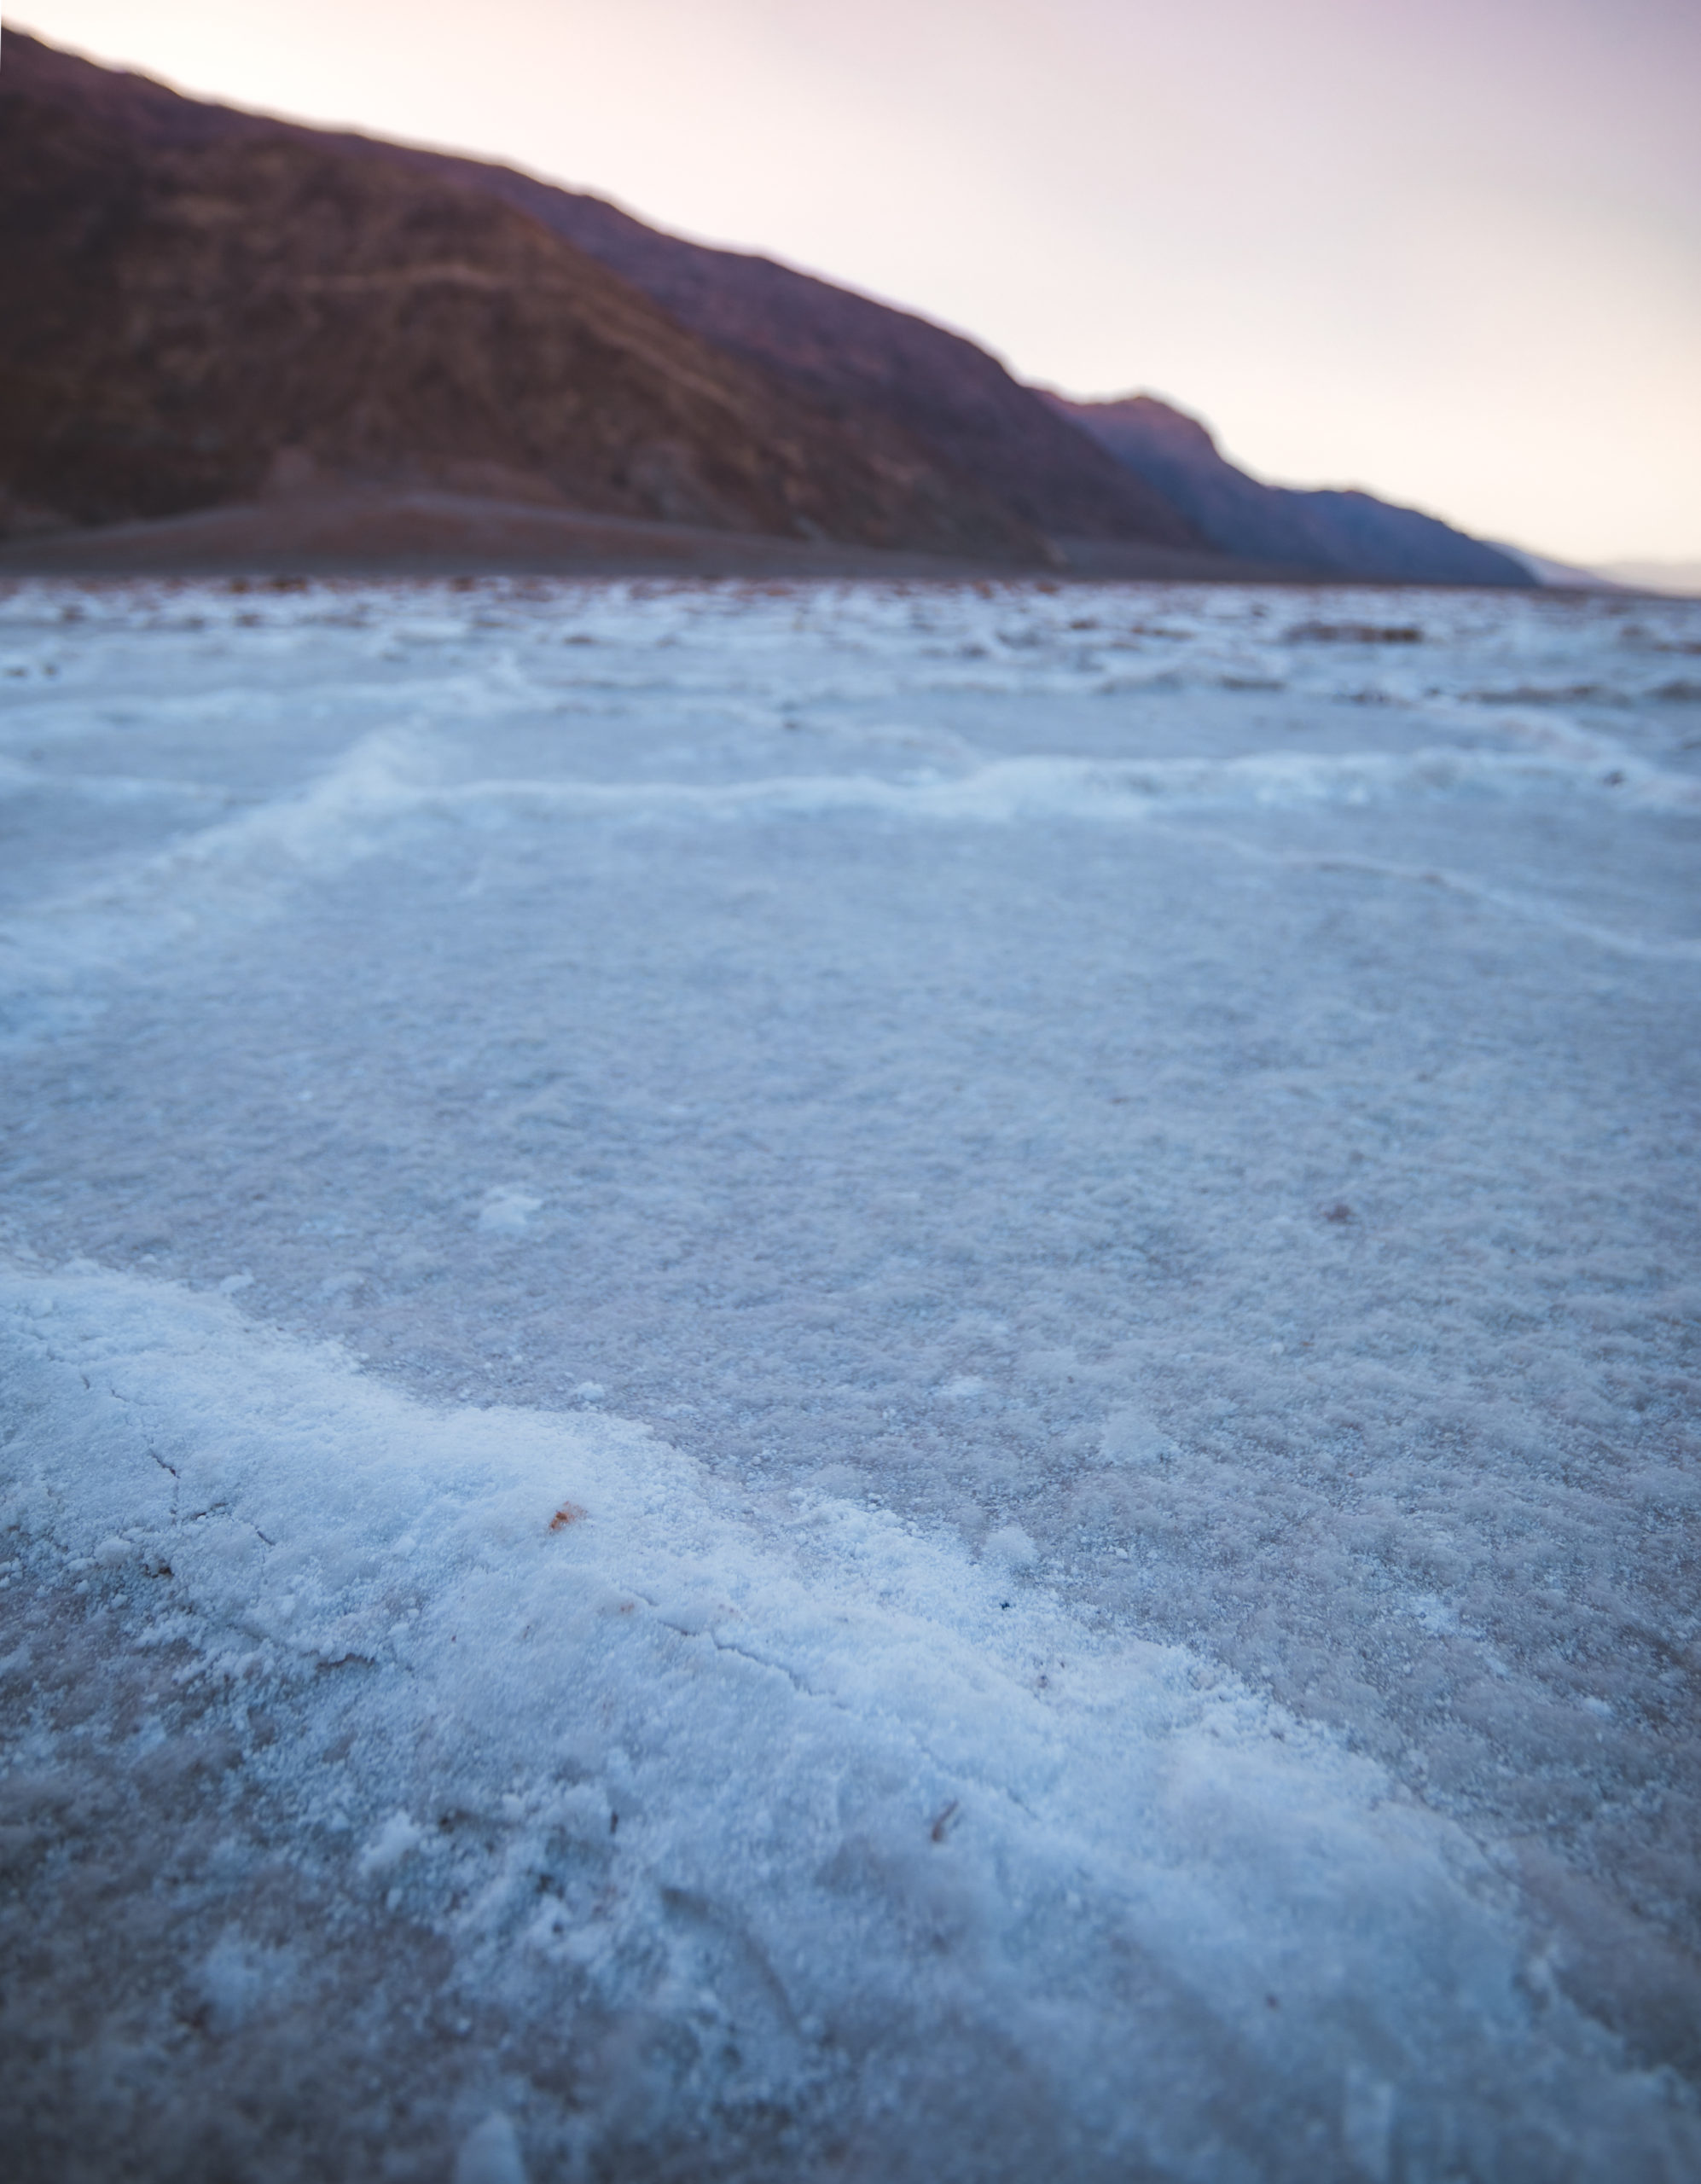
[[1, 576, 1698, 2180]]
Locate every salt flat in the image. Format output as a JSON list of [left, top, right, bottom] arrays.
[[2, 577, 1698, 2181]]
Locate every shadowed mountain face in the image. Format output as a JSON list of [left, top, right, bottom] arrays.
[[1049, 392, 1533, 587], [413, 180, 1206, 552], [0, 31, 1199, 562]]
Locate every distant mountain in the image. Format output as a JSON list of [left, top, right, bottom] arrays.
[[1487, 544, 1617, 590], [1048, 393, 1534, 588], [0, 30, 1200, 563], [1597, 559, 1701, 598]]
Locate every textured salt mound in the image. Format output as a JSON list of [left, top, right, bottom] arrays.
[[3, 1262, 1695, 2181]]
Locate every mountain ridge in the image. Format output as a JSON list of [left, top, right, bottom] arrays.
[[0, 36, 1019, 560], [1049, 392, 1531, 588], [0, 28, 1200, 564], [1, 28, 1536, 585]]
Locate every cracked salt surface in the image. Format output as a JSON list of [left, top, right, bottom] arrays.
[[2, 576, 1699, 2181]]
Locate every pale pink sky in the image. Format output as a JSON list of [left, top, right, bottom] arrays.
[[10, 0, 1700, 561]]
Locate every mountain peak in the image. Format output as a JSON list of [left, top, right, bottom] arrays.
[[1048, 392, 1222, 463], [1051, 391, 1531, 587]]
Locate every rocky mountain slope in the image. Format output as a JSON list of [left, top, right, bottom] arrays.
[[398, 174, 1205, 553], [3, 29, 1541, 584], [1, 113, 933, 549], [1050, 392, 1532, 586], [0, 30, 1197, 562]]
